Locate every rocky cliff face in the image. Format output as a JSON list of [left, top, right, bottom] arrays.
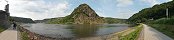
[[47, 4, 104, 24], [69, 4, 104, 24], [70, 4, 99, 18]]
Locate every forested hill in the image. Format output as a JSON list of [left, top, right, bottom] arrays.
[[10, 16, 35, 23], [129, 1, 174, 23]]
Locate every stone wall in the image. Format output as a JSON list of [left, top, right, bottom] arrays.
[[0, 10, 10, 28]]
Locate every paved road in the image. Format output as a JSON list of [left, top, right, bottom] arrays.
[[143, 24, 173, 40], [0, 26, 17, 40]]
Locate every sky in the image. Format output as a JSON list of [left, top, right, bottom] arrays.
[[0, 0, 172, 20]]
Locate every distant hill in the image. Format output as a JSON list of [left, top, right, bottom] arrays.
[[10, 16, 35, 23], [104, 17, 128, 24], [39, 17, 127, 24], [47, 4, 104, 24], [34, 17, 64, 23], [129, 1, 174, 23], [35, 19, 50, 23]]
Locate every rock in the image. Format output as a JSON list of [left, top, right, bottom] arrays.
[[49, 3, 105, 24]]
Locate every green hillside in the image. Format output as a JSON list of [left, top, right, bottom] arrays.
[[149, 18, 174, 25], [129, 1, 174, 39], [9, 16, 35, 23], [104, 17, 127, 24], [129, 1, 174, 23], [47, 17, 127, 24]]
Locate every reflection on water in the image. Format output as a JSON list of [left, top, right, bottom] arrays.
[[21, 23, 130, 38], [68, 24, 100, 38]]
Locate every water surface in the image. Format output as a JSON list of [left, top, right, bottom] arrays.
[[21, 23, 130, 38]]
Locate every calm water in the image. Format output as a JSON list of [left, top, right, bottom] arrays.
[[21, 23, 130, 38]]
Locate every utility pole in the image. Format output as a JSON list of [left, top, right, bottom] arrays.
[[166, 8, 168, 19]]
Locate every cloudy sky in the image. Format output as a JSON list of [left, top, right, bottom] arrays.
[[0, 0, 172, 20]]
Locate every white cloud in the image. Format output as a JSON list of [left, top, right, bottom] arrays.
[[140, 0, 159, 6], [0, 0, 70, 20], [0, 0, 8, 10], [168, 0, 173, 1], [116, 0, 133, 7], [115, 8, 136, 19]]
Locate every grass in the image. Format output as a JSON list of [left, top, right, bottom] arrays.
[[118, 24, 143, 40], [0, 26, 6, 33], [148, 24, 174, 39], [147, 18, 174, 39], [149, 18, 174, 25], [21, 32, 29, 40]]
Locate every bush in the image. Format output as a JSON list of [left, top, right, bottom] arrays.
[[21, 32, 29, 40]]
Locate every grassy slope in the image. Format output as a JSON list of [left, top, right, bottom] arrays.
[[119, 24, 143, 40], [149, 18, 174, 25], [0, 26, 6, 33], [147, 18, 174, 39], [21, 32, 29, 40], [148, 24, 174, 39]]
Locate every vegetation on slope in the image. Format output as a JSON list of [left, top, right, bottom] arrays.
[[129, 1, 174, 39], [46, 4, 130, 24], [149, 18, 174, 25], [47, 4, 105, 24], [0, 25, 6, 33], [148, 24, 174, 39], [118, 24, 143, 40], [129, 1, 174, 23], [47, 17, 127, 24], [47, 16, 74, 24], [21, 32, 29, 40], [9, 16, 35, 23], [146, 17, 174, 39], [104, 17, 127, 24]]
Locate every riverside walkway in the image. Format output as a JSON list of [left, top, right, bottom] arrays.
[[140, 24, 173, 40], [0, 26, 18, 40]]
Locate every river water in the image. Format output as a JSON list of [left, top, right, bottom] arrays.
[[21, 23, 130, 39]]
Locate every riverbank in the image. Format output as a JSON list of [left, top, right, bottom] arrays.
[[18, 25, 56, 40], [105, 24, 143, 40]]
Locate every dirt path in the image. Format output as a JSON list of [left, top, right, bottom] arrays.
[[0, 26, 17, 40], [143, 24, 173, 40]]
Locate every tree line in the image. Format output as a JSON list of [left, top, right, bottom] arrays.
[[129, 1, 174, 23]]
